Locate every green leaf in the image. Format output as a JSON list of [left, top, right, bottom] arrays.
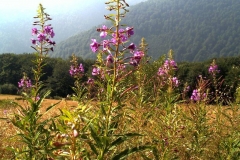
[[112, 145, 153, 160], [100, 104, 107, 116], [36, 90, 51, 108], [81, 133, 99, 156], [90, 125, 102, 148], [109, 133, 142, 151], [56, 124, 66, 133], [60, 109, 73, 120], [46, 100, 60, 112], [152, 146, 160, 160], [34, 131, 41, 141], [109, 137, 126, 151]]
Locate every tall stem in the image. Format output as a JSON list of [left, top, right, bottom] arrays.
[[106, 0, 120, 135], [34, 5, 45, 97]]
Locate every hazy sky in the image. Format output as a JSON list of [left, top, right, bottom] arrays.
[[0, 0, 92, 11], [0, 0, 94, 20], [0, 0, 145, 21]]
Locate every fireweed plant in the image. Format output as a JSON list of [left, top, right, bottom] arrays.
[[69, 54, 87, 103], [87, 0, 158, 157], [1, 4, 59, 159], [51, 54, 93, 159], [156, 50, 180, 112], [53, 0, 157, 159]]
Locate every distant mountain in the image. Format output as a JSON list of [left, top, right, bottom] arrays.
[[0, 0, 145, 54], [52, 0, 240, 62]]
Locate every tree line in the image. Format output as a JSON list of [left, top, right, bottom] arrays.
[[0, 53, 239, 102], [0, 53, 94, 98]]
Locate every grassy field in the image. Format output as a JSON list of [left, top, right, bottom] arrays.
[[0, 94, 239, 159], [0, 94, 77, 159]]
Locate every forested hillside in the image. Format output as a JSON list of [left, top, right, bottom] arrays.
[[52, 0, 240, 61]]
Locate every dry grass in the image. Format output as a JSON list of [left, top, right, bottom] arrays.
[[0, 94, 239, 159], [0, 94, 78, 159]]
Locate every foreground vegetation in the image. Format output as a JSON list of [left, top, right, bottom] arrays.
[[1, 96, 240, 159], [0, 0, 240, 159]]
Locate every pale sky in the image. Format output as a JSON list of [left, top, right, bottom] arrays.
[[0, 0, 100, 21], [0, 0, 145, 23], [0, 0, 88, 11]]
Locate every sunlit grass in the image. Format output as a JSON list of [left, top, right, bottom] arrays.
[[1, 94, 239, 159]]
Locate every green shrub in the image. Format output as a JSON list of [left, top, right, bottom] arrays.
[[235, 86, 240, 104], [0, 83, 18, 95]]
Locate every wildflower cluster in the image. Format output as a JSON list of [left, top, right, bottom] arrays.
[[91, 26, 134, 52], [31, 4, 55, 53], [68, 54, 89, 102], [91, 67, 101, 76], [69, 63, 84, 76], [18, 77, 32, 88], [18, 73, 32, 93], [90, 25, 144, 70], [157, 51, 179, 88], [31, 26, 55, 45], [157, 59, 178, 76], [208, 59, 220, 75], [190, 89, 206, 102], [190, 75, 209, 103]]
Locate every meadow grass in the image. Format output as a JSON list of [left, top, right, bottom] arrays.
[[0, 95, 78, 159], [0, 95, 239, 159]]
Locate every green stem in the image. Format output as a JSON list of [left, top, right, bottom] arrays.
[[71, 136, 76, 160], [105, 0, 120, 136]]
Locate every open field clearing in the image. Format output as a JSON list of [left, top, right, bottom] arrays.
[[1, 94, 240, 159], [0, 95, 78, 159], [0, 94, 78, 119]]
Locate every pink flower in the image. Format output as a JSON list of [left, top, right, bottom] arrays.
[[126, 27, 134, 37], [102, 40, 110, 51], [127, 43, 136, 50], [172, 77, 179, 87], [49, 29, 55, 38], [31, 38, 37, 45], [32, 28, 38, 35], [134, 51, 144, 60], [73, 129, 78, 137], [35, 95, 40, 101], [119, 29, 127, 42], [37, 33, 46, 42], [44, 26, 52, 34], [106, 54, 114, 64], [100, 25, 108, 38], [18, 78, 32, 88], [157, 67, 166, 76], [69, 64, 84, 77], [92, 67, 100, 76], [90, 39, 100, 53], [209, 64, 219, 74], [87, 78, 94, 85]]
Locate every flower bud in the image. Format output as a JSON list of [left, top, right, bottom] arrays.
[[73, 129, 78, 137]]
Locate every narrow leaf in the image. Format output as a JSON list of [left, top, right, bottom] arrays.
[[112, 145, 153, 160]]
